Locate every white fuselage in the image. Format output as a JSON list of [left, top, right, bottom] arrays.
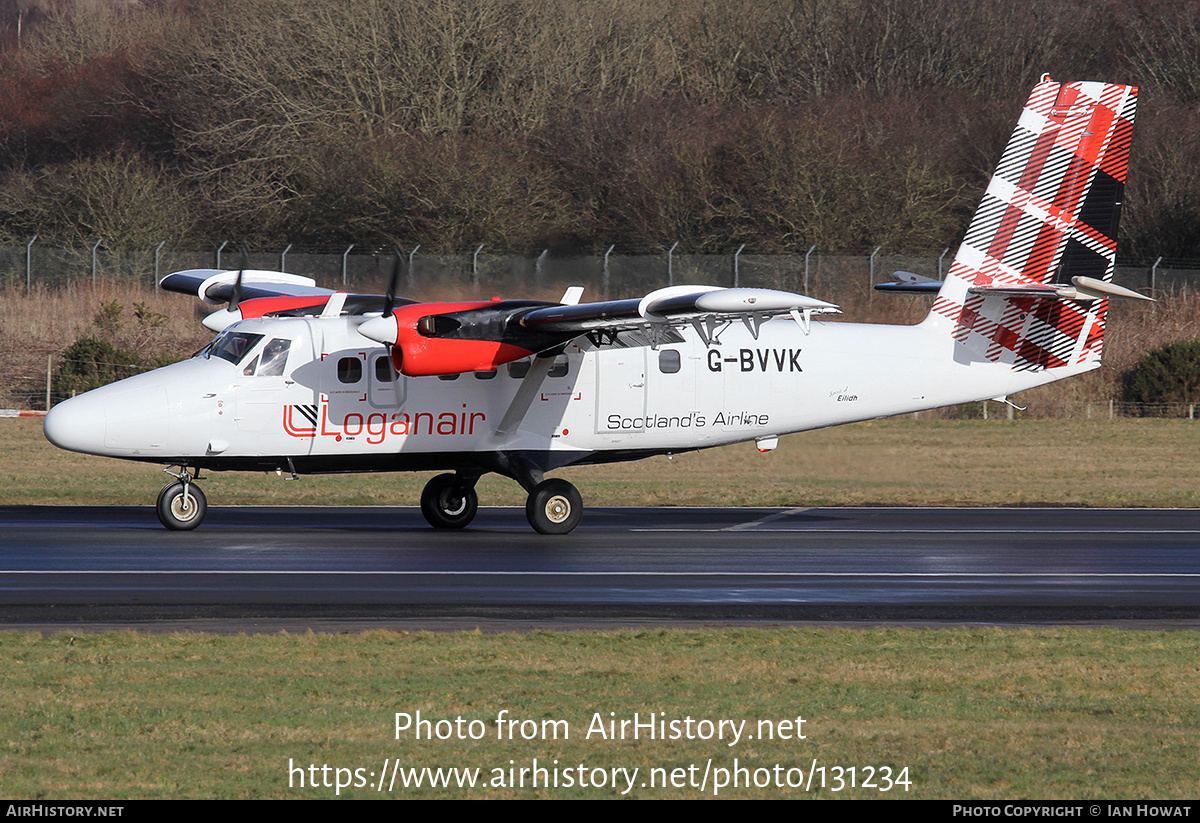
[[43, 311, 1088, 474]]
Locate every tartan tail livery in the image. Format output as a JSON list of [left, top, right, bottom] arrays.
[[923, 75, 1145, 374]]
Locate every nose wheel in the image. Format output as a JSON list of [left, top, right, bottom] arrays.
[[420, 473, 479, 529], [156, 480, 208, 530], [525, 479, 582, 535]]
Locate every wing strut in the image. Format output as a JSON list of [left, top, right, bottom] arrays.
[[492, 354, 556, 438]]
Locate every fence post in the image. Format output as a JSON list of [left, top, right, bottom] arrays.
[[667, 241, 679, 286], [869, 246, 881, 303], [733, 243, 745, 287], [805, 245, 816, 293], [25, 235, 37, 295], [603, 244, 614, 299], [279, 243, 292, 272], [535, 248, 549, 288], [91, 238, 103, 285], [407, 245, 419, 290], [473, 244, 484, 291], [341, 244, 354, 287], [45, 353, 51, 411], [154, 240, 166, 290]]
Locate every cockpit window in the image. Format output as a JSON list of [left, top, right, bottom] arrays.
[[205, 331, 264, 365], [257, 338, 292, 376]]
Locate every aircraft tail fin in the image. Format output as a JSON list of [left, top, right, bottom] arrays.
[[926, 77, 1139, 372]]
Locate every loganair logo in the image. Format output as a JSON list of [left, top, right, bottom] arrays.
[[284, 398, 486, 444]]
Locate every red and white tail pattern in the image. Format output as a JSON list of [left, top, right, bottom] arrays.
[[928, 77, 1138, 371]]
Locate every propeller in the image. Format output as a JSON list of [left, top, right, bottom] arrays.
[[382, 244, 403, 318], [229, 241, 249, 312]]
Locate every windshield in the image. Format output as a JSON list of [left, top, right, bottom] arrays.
[[203, 331, 264, 365]]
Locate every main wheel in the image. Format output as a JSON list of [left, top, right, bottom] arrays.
[[420, 473, 479, 529], [525, 479, 582, 535], [156, 481, 207, 531]]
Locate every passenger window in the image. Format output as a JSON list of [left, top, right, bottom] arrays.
[[474, 369, 497, 380], [658, 349, 681, 374], [375, 356, 396, 382], [548, 356, 569, 378], [438, 373, 460, 381], [337, 357, 363, 383], [508, 359, 531, 379]]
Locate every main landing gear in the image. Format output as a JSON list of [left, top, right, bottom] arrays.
[[525, 478, 582, 535], [420, 473, 479, 529], [156, 468, 207, 530], [418, 473, 583, 534]]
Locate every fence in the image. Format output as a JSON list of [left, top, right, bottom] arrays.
[[2, 243, 1199, 299]]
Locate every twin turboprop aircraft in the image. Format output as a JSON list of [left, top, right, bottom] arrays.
[[43, 77, 1149, 534]]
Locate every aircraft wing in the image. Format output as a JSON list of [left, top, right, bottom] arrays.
[[160, 269, 335, 304], [163, 267, 841, 376], [357, 285, 840, 376], [518, 286, 838, 334], [161, 268, 417, 332]]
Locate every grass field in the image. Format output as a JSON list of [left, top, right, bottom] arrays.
[[5, 415, 1200, 509], [2, 628, 1199, 799], [5, 416, 1200, 800]]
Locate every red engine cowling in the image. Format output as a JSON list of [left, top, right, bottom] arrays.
[[388, 302, 535, 377]]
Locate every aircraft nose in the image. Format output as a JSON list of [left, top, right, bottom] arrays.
[[43, 382, 170, 456], [43, 393, 107, 455]]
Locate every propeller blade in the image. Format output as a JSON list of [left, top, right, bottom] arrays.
[[230, 242, 249, 312], [383, 245, 403, 318]]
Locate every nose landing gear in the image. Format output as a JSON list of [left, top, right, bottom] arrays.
[[156, 468, 207, 530]]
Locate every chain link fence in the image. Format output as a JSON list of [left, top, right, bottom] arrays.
[[2, 243, 1198, 299]]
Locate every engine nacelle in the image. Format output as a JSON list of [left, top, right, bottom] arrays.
[[359, 301, 539, 377]]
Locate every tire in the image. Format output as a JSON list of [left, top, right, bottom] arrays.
[[420, 473, 479, 529], [156, 481, 207, 531], [525, 478, 582, 535]]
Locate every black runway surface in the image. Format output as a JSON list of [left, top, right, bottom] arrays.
[[2, 505, 1199, 630]]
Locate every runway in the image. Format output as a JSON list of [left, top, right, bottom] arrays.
[[1, 505, 1199, 629]]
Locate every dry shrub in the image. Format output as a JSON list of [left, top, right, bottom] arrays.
[[0, 282, 211, 408]]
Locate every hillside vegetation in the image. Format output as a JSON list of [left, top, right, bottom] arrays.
[[0, 0, 1198, 258]]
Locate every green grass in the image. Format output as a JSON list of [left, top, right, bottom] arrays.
[[2, 628, 1198, 799], [6, 415, 1200, 508]]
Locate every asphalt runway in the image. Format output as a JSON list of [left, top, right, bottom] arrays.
[[2, 505, 1199, 630]]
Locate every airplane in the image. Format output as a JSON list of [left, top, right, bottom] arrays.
[[43, 76, 1149, 535]]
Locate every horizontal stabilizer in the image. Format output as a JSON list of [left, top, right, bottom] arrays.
[[875, 270, 944, 294], [968, 276, 1153, 302]]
